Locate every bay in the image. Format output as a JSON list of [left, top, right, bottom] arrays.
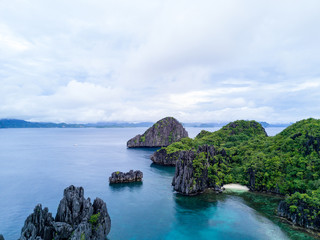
[[0, 127, 315, 239]]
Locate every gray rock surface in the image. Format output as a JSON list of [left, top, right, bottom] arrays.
[[150, 148, 180, 166], [277, 200, 320, 231], [109, 170, 143, 183], [69, 198, 111, 239], [91, 198, 112, 238], [127, 117, 188, 148], [52, 222, 73, 239], [20, 204, 54, 240], [172, 145, 223, 195], [19, 185, 111, 240], [55, 185, 93, 226]]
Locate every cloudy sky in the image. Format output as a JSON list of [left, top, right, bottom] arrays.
[[1, 0, 320, 123]]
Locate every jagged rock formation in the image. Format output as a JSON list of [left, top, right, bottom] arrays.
[[19, 185, 111, 240], [0, 234, 4, 240], [277, 200, 320, 231], [20, 204, 54, 240], [151, 148, 180, 166], [127, 117, 188, 148], [109, 170, 143, 183], [172, 145, 224, 195]]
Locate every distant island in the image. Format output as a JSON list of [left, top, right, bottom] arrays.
[[0, 119, 291, 129], [0, 119, 153, 128], [127, 117, 188, 148]]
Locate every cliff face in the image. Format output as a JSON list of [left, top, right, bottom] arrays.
[[278, 200, 320, 231], [150, 148, 180, 166], [172, 145, 223, 195], [127, 117, 188, 148], [19, 185, 111, 240]]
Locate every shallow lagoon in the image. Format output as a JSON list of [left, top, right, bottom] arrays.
[[0, 127, 316, 239]]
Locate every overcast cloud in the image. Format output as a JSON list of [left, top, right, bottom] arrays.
[[0, 0, 320, 123]]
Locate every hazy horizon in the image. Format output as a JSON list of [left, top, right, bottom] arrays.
[[0, 117, 293, 125]]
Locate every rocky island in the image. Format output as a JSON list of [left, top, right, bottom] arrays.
[[19, 185, 111, 240], [109, 170, 143, 183], [157, 118, 320, 233], [127, 117, 188, 148]]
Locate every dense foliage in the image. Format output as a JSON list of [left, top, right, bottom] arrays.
[[162, 118, 320, 213]]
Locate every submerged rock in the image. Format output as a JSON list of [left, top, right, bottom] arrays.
[[127, 117, 188, 148], [172, 145, 223, 195], [0, 234, 5, 240], [109, 170, 143, 183], [19, 185, 111, 240]]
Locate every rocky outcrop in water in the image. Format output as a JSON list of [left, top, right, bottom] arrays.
[[172, 145, 224, 195], [20, 204, 54, 240], [277, 200, 320, 231], [19, 185, 111, 240], [127, 117, 188, 148], [109, 170, 143, 183], [0, 234, 5, 240], [150, 148, 180, 166]]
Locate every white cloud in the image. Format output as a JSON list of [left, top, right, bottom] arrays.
[[0, 24, 31, 53], [0, 0, 320, 123]]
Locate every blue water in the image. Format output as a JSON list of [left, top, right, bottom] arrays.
[[0, 127, 315, 240]]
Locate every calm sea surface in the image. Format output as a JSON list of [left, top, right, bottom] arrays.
[[0, 127, 316, 240]]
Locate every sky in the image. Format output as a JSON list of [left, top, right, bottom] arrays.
[[0, 0, 320, 123]]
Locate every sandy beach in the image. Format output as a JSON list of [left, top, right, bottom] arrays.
[[223, 184, 249, 191]]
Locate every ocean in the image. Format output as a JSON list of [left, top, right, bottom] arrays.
[[0, 127, 316, 239]]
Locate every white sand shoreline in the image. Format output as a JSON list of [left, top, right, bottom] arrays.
[[223, 183, 249, 191]]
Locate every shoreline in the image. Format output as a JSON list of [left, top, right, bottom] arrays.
[[223, 183, 249, 191]]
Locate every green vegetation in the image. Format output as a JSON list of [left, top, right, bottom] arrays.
[[162, 118, 320, 213], [154, 116, 173, 130], [89, 212, 100, 226], [164, 137, 194, 154], [80, 233, 85, 240], [140, 135, 146, 142], [165, 120, 267, 154], [168, 131, 173, 143]]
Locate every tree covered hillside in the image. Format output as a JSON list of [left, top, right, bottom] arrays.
[[162, 118, 320, 218]]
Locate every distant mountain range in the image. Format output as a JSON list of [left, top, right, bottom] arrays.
[[0, 119, 154, 128], [0, 119, 291, 129]]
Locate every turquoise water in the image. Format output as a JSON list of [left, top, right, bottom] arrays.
[[0, 127, 316, 239]]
